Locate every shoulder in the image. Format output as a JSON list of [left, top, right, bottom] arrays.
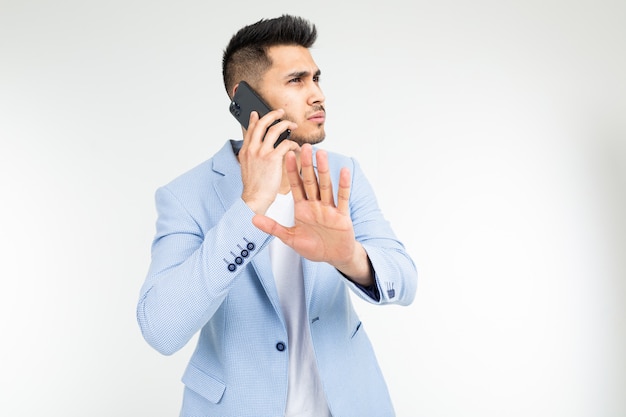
[[162, 140, 240, 193]]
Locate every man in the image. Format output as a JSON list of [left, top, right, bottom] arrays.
[[137, 15, 417, 417]]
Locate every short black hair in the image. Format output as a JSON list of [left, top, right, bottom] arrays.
[[222, 15, 317, 97]]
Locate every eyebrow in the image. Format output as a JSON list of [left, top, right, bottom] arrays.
[[285, 69, 322, 79]]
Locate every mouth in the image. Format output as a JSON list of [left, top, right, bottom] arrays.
[[308, 111, 326, 124]]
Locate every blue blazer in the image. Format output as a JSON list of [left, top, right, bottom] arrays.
[[137, 140, 417, 417]]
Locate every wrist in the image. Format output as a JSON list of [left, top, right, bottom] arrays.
[[335, 243, 374, 286], [242, 193, 272, 215]]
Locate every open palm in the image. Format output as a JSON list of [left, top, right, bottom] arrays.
[[252, 144, 356, 268]]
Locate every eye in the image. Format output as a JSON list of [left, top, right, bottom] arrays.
[[289, 77, 302, 83], [313, 75, 320, 83]]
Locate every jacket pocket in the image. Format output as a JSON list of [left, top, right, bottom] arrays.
[[350, 321, 363, 339], [182, 362, 226, 404]]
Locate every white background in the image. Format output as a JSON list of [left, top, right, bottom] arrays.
[[1, 0, 625, 416]]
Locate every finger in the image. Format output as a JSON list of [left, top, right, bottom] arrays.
[[256, 109, 285, 129], [336, 167, 351, 214], [242, 111, 262, 149], [285, 151, 306, 202], [252, 214, 294, 246], [248, 109, 284, 148], [264, 119, 297, 149], [251, 213, 278, 234], [300, 144, 320, 200], [315, 149, 334, 206], [274, 136, 301, 153]]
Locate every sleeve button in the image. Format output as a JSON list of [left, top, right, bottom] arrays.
[[275, 342, 286, 352], [227, 264, 236, 272]]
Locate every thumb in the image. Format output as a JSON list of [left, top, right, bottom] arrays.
[[252, 214, 294, 247], [253, 214, 282, 237]]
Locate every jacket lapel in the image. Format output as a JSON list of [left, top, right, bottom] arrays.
[[212, 140, 244, 211], [251, 250, 284, 324]]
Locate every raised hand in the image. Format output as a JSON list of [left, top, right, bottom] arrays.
[[252, 144, 373, 285]]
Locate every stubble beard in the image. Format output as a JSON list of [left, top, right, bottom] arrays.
[[289, 129, 326, 146], [286, 105, 326, 146]]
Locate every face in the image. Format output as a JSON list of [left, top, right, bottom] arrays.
[[256, 45, 326, 146]]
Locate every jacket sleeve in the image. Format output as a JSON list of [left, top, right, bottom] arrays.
[[342, 157, 417, 306], [136, 187, 271, 356]]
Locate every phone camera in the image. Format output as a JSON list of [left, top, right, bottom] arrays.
[[229, 101, 241, 117]]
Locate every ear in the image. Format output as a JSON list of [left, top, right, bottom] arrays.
[[230, 83, 240, 99]]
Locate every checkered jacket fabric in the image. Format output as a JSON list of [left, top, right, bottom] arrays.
[[137, 140, 417, 417]]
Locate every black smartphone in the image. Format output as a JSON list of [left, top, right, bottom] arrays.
[[229, 81, 291, 147]]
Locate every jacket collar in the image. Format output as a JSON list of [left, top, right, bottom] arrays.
[[212, 139, 243, 177]]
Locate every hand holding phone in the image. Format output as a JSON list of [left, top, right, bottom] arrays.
[[229, 81, 291, 148]]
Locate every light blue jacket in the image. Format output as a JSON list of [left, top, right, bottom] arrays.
[[137, 140, 417, 417]]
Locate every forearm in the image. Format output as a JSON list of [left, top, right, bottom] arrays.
[[137, 194, 269, 355], [342, 156, 417, 305], [359, 241, 417, 305], [137, 247, 223, 355]]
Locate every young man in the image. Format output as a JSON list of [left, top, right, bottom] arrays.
[[137, 15, 417, 417]]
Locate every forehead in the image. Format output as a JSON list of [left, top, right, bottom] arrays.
[[265, 45, 319, 76]]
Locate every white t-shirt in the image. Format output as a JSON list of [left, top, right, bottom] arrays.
[[266, 192, 332, 417]]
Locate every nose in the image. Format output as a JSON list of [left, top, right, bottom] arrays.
[[307, 82, 325, 106]]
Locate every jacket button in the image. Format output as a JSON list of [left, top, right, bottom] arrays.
[[275, 342, 286, 352]]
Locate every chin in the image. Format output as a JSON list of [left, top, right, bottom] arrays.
[[290, 130, 326, 146]]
